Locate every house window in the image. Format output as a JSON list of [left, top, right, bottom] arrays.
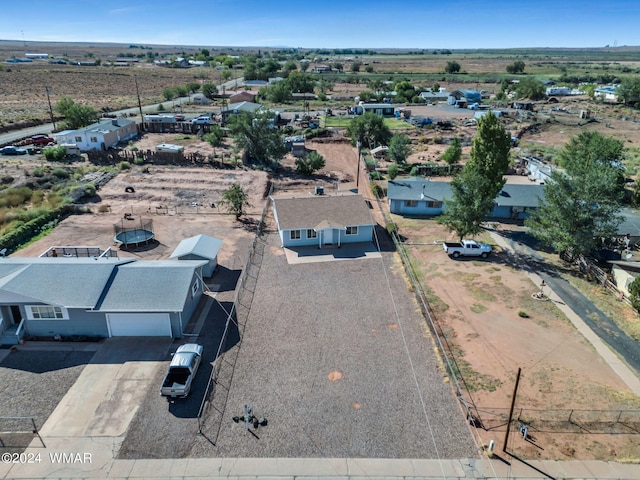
[[307, 229, 317, 239], [426, 201, 442, 208], [346, 226, 358, 235], [90, 136, 98, 143], [290, 230, 301, 240], [191, 279, 199, 298], [27, 305, 68, 320], [74, 136, 82, 142], [405, 200, 417, 207]]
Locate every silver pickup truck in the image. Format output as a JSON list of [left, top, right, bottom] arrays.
[[160, 343, 203, 398]]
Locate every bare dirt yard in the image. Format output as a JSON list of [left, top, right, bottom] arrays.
[[14, 162, 269, 269], [392, 213, 640, 461]]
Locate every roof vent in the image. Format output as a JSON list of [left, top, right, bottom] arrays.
[[315, 186, 324, 195]]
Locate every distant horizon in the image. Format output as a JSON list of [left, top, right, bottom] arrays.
[[1, 0, 639, 50], [1, 38, 639, 53]]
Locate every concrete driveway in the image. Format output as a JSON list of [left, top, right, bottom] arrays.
[[39, 337, 171, 438]]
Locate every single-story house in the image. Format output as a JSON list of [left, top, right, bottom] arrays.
[[387, 178, 545, 219], [361, 103, 396, 117], [0, 256, 206, 345], [170, 234, 222, 278], [419, 90, 449, 103], [229, 91, 256, 104], [243, 80, 268, 88], [272, 194, 374, 248], [594, 86, 620, 103], [447, 89, 482, 106], [53, 118, 137, 151], [220, 101, 262, 122]]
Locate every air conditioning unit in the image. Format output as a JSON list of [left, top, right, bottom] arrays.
[[315, 186, 324, 195]]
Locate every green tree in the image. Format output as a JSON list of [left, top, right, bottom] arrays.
[[388, 134, 412, 163], [262, 81, 292, 103], [387, 163, 399, 180], [432, 83, 441, 92], [442, 137, 462, 166], [162, 88, 175, 101], [299, 61, 310, 72], [394, 81, 416, 103], [628, 276, 640, 312], [526, 132, 626, 258], [617, 77, 640, 106], [444, 61, 461, 74], [228, 111, 287, 167], [55, 97, 98, 129], [202, 82, 217, 100], [439, 111, 511, 239], [506, 60, 526, 74], [365, 65, 374, 73], [203, 125, 225, 147], [282, 60, 297, 75], [219, 184, 251, 220], [514, 77, 545, 100], [186, 82, 201, 93], [221, 70, 232, 82], [286, 71, 314, 93], [295, 151, 326, 175], [350, 61, 361, 73], [346, 112, 392, 150]]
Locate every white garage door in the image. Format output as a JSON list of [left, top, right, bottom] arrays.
[[106, 313, 172, 337]]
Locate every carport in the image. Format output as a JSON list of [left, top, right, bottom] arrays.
[[106, 313, 172, 337]]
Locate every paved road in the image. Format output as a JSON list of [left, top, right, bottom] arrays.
[[499, 229, 640, 375]]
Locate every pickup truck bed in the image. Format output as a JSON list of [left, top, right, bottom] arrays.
[[160, 343, 203, 398]]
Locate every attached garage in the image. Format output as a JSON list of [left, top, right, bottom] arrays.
[[106, 313, 172, 337]]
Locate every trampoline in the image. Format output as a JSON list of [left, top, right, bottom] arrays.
[[114, 229, 155, 247], [113, 218, 155, 248]]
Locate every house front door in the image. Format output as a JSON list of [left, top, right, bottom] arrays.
[[10, 305, 22, 325]]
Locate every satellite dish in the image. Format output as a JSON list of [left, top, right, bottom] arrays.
[[626, 253, 633, 259]]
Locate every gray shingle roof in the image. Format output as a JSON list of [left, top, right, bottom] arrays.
[[494, 184, 545, 208], [0, 258, 131, 307], [95, 261, 206, 312], [273, 194, 373, 231], [387, 179, 452, 202], [170, 234, 222, 261]]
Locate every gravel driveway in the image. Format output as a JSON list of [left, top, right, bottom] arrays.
[[192, 233, 478, 458], [0, 347, 95, 451]]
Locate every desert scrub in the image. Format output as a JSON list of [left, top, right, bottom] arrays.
[[118, 161, 131, 170]]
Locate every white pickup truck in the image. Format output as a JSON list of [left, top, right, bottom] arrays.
[[160, 344, 203, 398], [442, 240, 492, 259]]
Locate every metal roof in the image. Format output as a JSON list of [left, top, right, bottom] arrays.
[[273, 194, 373, 231], [170, 234, 222, 261], [95, 261, 206, 312]]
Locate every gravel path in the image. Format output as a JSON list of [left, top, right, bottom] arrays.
[[0, 349, 94, 449], [192, 233, 478, 459]]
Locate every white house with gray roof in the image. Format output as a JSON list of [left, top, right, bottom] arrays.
[[0, 257, 205, 345], [272, 194, 374, 248], [388, 178, 545, 219], [53, 118, 137, 151]]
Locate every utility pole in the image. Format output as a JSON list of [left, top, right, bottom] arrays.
[[134, 76, 144, 121], [45, 87, 56, 131], [503, 367, 521, 453], [356, 141, 362, 192]]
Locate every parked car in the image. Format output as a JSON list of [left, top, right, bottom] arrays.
[[28, 135, 55, 145], [174, 113, 186, 121], [442, 239, 492, 259], [0, 146, 27, 155], [192, 115, 211, 125], [160, 343, 203, 398]]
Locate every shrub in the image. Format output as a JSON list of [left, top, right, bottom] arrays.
[[1, 175, 14, 185], [370, 171, 383, 180], [371, 183, 383, 197], [409, 166, 419, 176], [134, 157, 145, 165], [387, 163, 399, 180], [52, 168, 70, 179], [32, 168, 45, 178], [43, 145, 66, 161], [83, 184, 96, 197], [518, 310, 529, 318], [98, 204, 111, 213], [118, 161, 131, 170], [386, 222, 398, 234], [295, 151, 326, 175]]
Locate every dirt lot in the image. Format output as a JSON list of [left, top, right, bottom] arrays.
[[392, 215, 640, 461]]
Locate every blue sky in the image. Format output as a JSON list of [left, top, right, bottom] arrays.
[[1, 0, 639, 49]]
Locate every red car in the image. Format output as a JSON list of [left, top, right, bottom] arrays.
[[29, 135, 54, 146]]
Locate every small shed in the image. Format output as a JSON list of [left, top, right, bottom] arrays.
[[170, 234, 222, 278]]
